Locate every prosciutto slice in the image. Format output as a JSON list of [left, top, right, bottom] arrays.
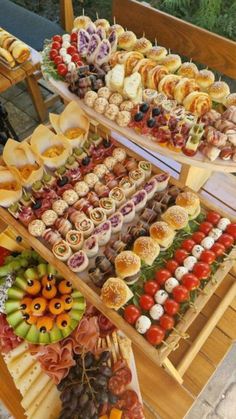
[[0, 314, 22, 353]]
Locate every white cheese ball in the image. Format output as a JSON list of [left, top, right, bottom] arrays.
[[192, 244, 204, 259], [63, 53, 72, 64], [59, 47, 67, 57], [135, 315, 151, 334], [209, 228, 222, 241], [165, 277, 179, 293], [201, 236, 214, 249], [149, 304, 164, 320], [175, 267, 188, 281], [184, 256, 197, 271], [62, 34, 71, 42], [154, 289, 168, 305], [62, 41, 71, 49], [68, 62, 76, 72], [217, 218, 231, 231]]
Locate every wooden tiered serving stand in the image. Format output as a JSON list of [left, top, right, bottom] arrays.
[[0, 121, 236, 418]]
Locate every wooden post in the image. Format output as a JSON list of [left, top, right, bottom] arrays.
[[60, 0, 74, 32], [25, 75, 48, 122], [179, 164, 212, 192], [162, 358, 184, 384]]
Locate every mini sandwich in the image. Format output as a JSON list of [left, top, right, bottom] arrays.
[[0, 47, 15, 67], [146, 45, 167, 62], [133, 37, 152, 55], [101, 277, 133, 310], [162, 205, 189, 230], [176, 191, 200, 219], [208, 81, 230, 104], [115, 250, 141, 284], [133, 236, 160, 265], [177, 62, 199, 79], [225, 93, 236, 108], [118, 31, 137, 51], [150, 221, 176, 249], [161, 54, 182, 73], [195, 69, 215, 91]]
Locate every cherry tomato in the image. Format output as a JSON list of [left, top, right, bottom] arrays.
[[75, 59, 84, 66], [192, 231, 205, 244], [54, 55, 63, 65], [52, 35, 62, 43], [72, 53, 81, 63], [50, 49, 58, 60], [206, 211, 221, 225], [144, 280, 159, 296], [0, 246, 11, 266], [173, 285, 189, 303], [226, 224, 236, 240], [165, 259, 179, 274], [57, 63, 68, 76], [67, 45, 77, 55], [164, 299, 180, 315], [159, 314, 175, 330], [181, 239, 195, 252], [52, 41, 61, 50], [70, 32, 77, 42], [139, 294, 154, 311], [71, 41, 78, 48], [200, 250, 216, 264], [124, 305, 141, 325], [155, 269, 171, 286], [182, 148, 197, 157], [217, 233, 234, 249], [174, 249, 189, 264], [211, 242, 225, 257], [193, 262, 211, 279], [146, 325, 165, 346], [181, 273, 200, 290], [199, 221, 213, 235]]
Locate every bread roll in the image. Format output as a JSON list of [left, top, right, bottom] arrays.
[[150, 221, 176, 248], [158, 74, 181, 99], [124, 51, 144, 75], [133, 236, 160, 265], [73, 15, 91, 29], [94, 18, 110, 32], [196, 69, 215, 91], [162, 205, 189, 230], [146, 46, 167, 62], [101, 277, 133, 309], [115, 250, 141, 279], [138, 60, 157, 86], [118, 31, 137, 51], [176, 191, 200, 217], [174, 78, 200, 104], [108, 24, 125, 38], [225, 93, 236, 108], [183, 91, 212, 116], [177, 62, 199, 79], [147, 65, 168, 90], [208, 81, 230, 104], [161, 54, 182, 73], [2, 36, 16, 50], [12, 42, 30, 63], [0, 47, 15, 67], [133, 37, 152, 54]]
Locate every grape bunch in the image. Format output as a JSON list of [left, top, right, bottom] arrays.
[[57, 351, 118, 419]]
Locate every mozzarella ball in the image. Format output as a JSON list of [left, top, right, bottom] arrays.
[[154, 289, 168, 305], [165, 277, 179, 293], [63, 53, 72, 64], [62, 34, 71, 42], [209, 228, 222, 241], [192, 244, 204, 259], [62, 41, 71, 49], [217, 218, 231, 231], [59, 47, 67, 57], [135, 315, 151, 334], [175, 267, 188, 281], [68, 62, 76, 72], [184, 256, 197, 271], [201, 236, 214, 249], [150, 304, 164, 320]]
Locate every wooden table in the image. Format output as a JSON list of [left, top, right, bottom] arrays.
[[0, 48, 47, 122]]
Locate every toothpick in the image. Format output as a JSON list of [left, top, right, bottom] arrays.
[[190, 58, 192, 63], [168, 48, 171, 55], [219, 76, 221, 82], [113, 16, 116, 25], [155, 38, 157, 46], [142, 31, 145, 38], [82, 8, 84, 16], [96, 12, 99, 20]]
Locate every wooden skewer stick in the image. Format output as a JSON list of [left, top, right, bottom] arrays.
[[142, 32, 145, 38], [82, 8, 85, 16], [155, 38, 158, 46], [96, 12, 99, 20], [113, 16, 116, 25]]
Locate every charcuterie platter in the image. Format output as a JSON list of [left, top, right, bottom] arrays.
[[0, 103, 236, 388]]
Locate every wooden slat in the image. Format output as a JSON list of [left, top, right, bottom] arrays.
[[183, 353, 215, 396], [60, 0, 74, 32], [112, 0, 236, 79], [0, 73, 11, 92], [0, 354, 25, 419], [200, 327, 232, 366]]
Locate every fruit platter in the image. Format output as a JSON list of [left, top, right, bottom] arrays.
[[0, 239, 144, 419], [0, 104, 236, 375], [42, 13, 236, 168]]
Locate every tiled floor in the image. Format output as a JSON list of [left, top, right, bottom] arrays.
[[0, 84, 236, 419]]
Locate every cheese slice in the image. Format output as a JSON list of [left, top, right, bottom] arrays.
[[0, 233, 26, 252], [25, 379, 54, 418], [21, 372, 51, 410], [15, 362, 42, 396], [7, 352, 37, 381], [4, 342, 28, 364], [27, 384, 61, 419]]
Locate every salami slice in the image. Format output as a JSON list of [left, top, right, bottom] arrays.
[[108, 375, 126, 396], [115, 367, 132, 386], [113, 359, 127, 373], [122, 404, 145, 419], [120, 390, 139, 411]]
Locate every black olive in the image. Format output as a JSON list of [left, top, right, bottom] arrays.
[[39, 327, 46, 333], [16, 236, 22, 243], [147, 118, 156, 128], [103, 138, 111, 148], [152, 107, 161, 116], [57, 176, 69, 187], [32, 200, 42, 210], [140, 103, 149, 113], [134, 112, 144, 122], [82, 156, 91, 166]]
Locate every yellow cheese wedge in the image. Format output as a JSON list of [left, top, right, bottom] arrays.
[[0, 232, 27, 252], [25, 379, 54, 418], [15, 362, 42, 396], [6, 352, 37, 381], [27, 383, 61, 419], [21, 372, 51, 410], [3, 342, 28, 364]]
